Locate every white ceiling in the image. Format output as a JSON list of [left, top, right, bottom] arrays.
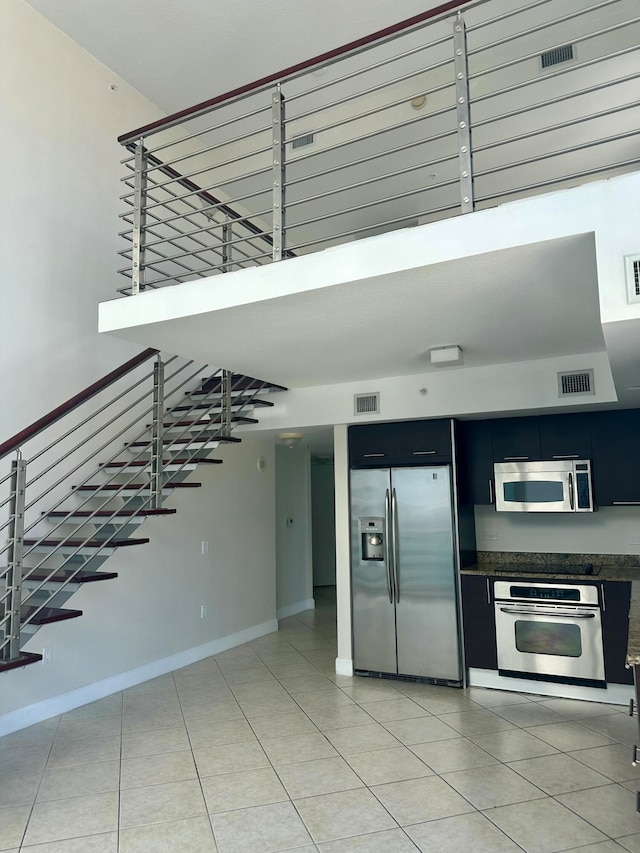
[[23, 0, 440, 115]]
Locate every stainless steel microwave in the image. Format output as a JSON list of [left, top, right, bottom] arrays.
[[494, 460, 594, 512]]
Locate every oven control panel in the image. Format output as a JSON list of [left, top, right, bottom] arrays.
[[493, 580, 600, 606]]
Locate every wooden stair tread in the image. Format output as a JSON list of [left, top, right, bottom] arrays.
[[171, 398, 273, 413], [199, 375, 287, 394], [127, 436, 241, 448], [153, 416, 258, 428], [25, 568, 118, 583], [0, 652, 43, 673], [24, 537, 150, 548], [23, 605, 83, 625], [75, 482, 202, 491], [46, 509, 177, 518], [161, 415, 260, 429], [102, 458, 223, 468]]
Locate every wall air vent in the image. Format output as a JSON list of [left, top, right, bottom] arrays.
[[290, 133, 315, 150], [558, 369, 595, 398], [540, 44, 574, 69], [625, 254, 640, 303], [354, 392, 380, 416]]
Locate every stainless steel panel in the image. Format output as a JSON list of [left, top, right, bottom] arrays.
[[392, 466, 461, 681], [350, 468, 397, 674]]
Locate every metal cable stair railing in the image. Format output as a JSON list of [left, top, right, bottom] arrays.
[[0, 352, 286, 673], [113, 0, 640, 295]]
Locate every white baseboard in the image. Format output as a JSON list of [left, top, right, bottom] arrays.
[[276, 598, 315, 620], [0, 618, 278, 737], [335, 657, 354, 677], [468, 667, 634, 706]]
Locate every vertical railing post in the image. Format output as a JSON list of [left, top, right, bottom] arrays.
[[221, 370, 232, 438], [453, 13, 474, 213], [150, 356, 165, 509], [271, 84, 286, 261], [131, 139, 148, 294], [3, 453, 26, 662], [222, 219, 233, 273]]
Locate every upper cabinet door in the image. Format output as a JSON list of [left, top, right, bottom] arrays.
[[460, 420, 495, 505], [348, 423, 401, 468], [539, 414, 592, 460], [590, 410, 640, 506], [491, 417, 541, 462], [397, 419, 452, 463], [348, 420, 452, 468]]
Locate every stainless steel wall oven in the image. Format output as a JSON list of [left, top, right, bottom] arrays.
[[494, 580, 605, 687]]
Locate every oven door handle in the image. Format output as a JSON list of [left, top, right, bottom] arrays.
[[498, 606, 596, 619]]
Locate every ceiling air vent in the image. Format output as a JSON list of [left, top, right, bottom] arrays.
[[625, 254, 640, 304], [290, 133, 315, 150], [540, 43, 574, 69], [354, 392, 380, 416], [558, 369, 595, 398]]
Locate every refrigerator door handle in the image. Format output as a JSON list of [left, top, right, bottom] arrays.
[[384, 489, 393, 603], [392, 487, 400, 603]]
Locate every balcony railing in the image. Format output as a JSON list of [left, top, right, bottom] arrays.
[[117, 0, 640, 295]]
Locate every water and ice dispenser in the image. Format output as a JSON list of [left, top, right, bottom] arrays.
[[359, 517, 384, 561]]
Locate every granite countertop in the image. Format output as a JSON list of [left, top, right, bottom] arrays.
[[460, 552, 640, 667], [461, 551, 640, 582]]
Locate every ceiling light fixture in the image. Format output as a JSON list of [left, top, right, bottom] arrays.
[[429, 345, 463, 366], [411, 94, 427, 110], [278, 432, 304, 449]]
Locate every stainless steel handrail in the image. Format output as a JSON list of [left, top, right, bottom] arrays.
[[1, 355, 276, 657], [115, 0, 639, 293]]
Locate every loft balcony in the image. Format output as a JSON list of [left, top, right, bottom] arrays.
[[99, 0, 640, 421]]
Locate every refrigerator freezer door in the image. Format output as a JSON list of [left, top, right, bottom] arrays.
[[392, 466, 461, 682], [350, 468, 397, 674]]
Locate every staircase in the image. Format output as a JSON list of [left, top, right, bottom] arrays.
[[0, 352, 286, 673]]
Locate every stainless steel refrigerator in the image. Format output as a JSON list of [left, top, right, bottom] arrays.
[[350, 465, 463, 684]]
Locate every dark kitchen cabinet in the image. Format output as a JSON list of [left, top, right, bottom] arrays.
[[601, 581, 633, 685], [539, 413, 592, 461], [348, 423, 400, 468], [491, 417, 541, 463], [590, 410, 640, 506], [461, 420, 495, 506], [460, 574, 497, 670], [348, 419, 452, 468]]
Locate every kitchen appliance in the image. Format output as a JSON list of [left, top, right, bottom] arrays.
[[350, 465, 464, 684], [494, 459, 594, 513], [494, 580, 605, 686]]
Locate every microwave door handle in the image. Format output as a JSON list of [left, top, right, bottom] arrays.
[[384, 489, 393, 603], [392, 488, 400, 603], [568, 472, 575, 510]]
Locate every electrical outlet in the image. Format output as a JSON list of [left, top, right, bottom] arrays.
[[42, 647, 52, 665], [629, 535, 640, 546], [484, 531, 498, 541], [201, 540, 209, 555], [200, 605, 207, 619]]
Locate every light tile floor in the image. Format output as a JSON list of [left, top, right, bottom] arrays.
[[3, 586, 640, 852]]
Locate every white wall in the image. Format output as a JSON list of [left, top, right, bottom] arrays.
[[475, 505, 640, 558], [251, 350, 617, 435], [1, 0, 164, 443], [333, 425, 353, 675], [275, 444, 313, 617], [311, 460, 337, 586], [1, 437, 276, 729], [0, 3, 280, 734]]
